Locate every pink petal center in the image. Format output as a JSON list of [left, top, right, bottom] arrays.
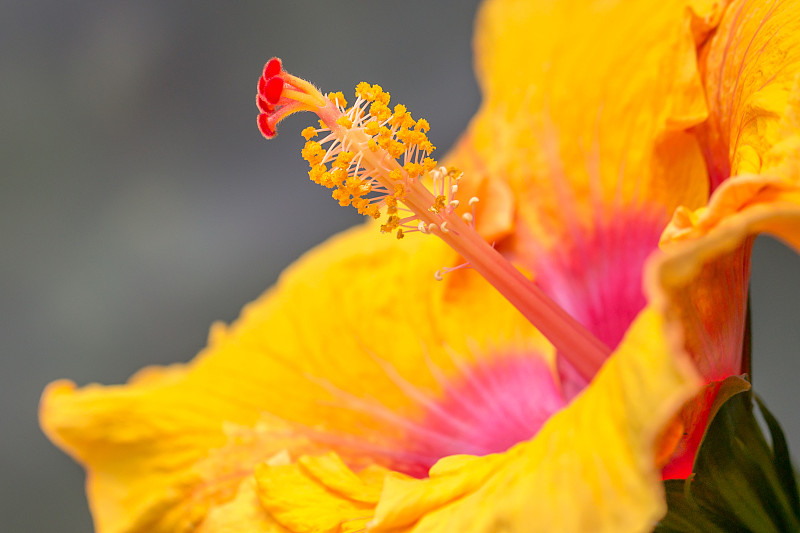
[[297, 351, 567, 478], [412, 353, 567, 462], [535, 209, 666, 349], [517, 208, 667, 397]]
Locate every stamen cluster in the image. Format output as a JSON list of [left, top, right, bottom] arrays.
[[255, 58, 477, 240], [300, 83, 444, 237]]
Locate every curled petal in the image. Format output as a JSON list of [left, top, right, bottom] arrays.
[[696, 0, 800, 187], [653, 174, 800, 477]]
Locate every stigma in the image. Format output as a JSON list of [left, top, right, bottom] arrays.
[[256, 58, 613, 383]]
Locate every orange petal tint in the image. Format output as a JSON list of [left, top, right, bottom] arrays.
[[696, 0, 800, 189], [651, 175, 800, 476]]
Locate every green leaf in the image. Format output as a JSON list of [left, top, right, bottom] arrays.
[[755, 395, 800, 518], [657, 480, 745, 533], [655, 381, 800, 532]]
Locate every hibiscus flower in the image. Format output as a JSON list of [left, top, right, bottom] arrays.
[[41, 0, 800, 532]]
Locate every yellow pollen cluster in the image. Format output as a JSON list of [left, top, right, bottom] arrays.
[[301, 126, 317, 141], [301, 141, 324, 165], [298, 81, 461, 238], [355, 82, 390, 104], [328, 91, 348, 107]]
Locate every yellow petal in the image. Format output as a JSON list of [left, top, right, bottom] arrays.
[[198, 477, 286, 533], [696, 0, 800, 185], [255, 452, 390, 533], [461, 0, 713, 354], [687, 0, 733, 43], [368, 308, 701, 533], [469, 0, 709, 252], [764, 77, 800, 181], [40, 371, 308, 533], [40, 223, 551, 532]]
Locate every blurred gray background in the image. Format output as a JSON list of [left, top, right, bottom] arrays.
[[2, 1, 798, 531]]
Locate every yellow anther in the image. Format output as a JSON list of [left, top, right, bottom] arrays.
[[301, 141, 325, 165], [380, 214, 401, 233], [355, 82, 371, 99], [328, 91, 348, 107], [387, 140, 406, 158], [403, 162, 423, 179], [378, 133, 390, 146], [393, 183, 405, 197], [423, 158, 437, 172], [367, 139, 379, 152], [319, 171, 334, 188], [469, 197, 480, 206], [301, 126, 318, 140], [390, 104, 409, 127], [416, 119, 430, 133], [308, 164, 326, 184], [396, 127, 413, 143], [397, 129, 429, 148], [356, 82, 387, 103], [331, 168, 347, 187], [336, 115, 353, 128], [344, 176, 362, 190], [370, 101, 391, 122], [462, 212, 474, 223], [364, 120, 380, 136], [432, 195, 447, 212], [396, 228, 404, 240], [332, 187, 350, 206], [334, 151, 354, 169]]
